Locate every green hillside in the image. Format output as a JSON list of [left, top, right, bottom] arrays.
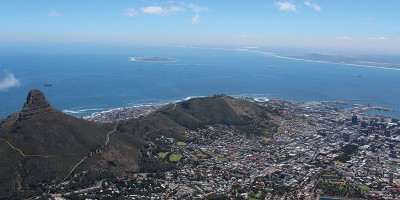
[[119, 95, 277, 138], [0, 91, 278, 197], [0, 90, 114, 195]]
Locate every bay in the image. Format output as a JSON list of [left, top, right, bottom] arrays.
[[0, 43, 399, 119]]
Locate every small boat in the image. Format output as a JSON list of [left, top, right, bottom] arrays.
[[44, 84, 52, 87]]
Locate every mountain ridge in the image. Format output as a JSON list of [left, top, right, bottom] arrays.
[[0, 90, 114, 195], [0, 90, 277, 198], [18, 90, 53, 121]]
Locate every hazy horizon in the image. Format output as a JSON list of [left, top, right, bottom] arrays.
[[1, 1, 400, 54]]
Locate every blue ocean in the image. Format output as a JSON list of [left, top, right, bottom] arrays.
[[1, 43, 399, 119]]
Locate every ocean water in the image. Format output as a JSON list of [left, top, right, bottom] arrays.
[[0, 43, 399, 119]]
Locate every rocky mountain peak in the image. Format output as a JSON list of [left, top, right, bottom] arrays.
[[18, 90, 53, 120]]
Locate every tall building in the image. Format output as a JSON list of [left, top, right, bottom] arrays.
[[352, 115, 358, 124], [380, 123, 387, 130], [374, 134, 379, 140], [389, 172, 394, 184], [390, 150, 397, 158], [342, 132, 351, 142], [385, 130, 391, 138], [361, 121, 368, 128], [370, 120, 375, 126], [367, 126, 374, 134]]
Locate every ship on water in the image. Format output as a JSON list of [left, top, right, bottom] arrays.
[[130, 57, 176, 62]]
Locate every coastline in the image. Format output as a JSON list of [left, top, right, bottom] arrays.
[[82, 104, 164, 123], [3, 45, 399, 120], [77, 95, 399, 123], [184, 46, 400, 71], [267, 54, 400, 71], [244, 49, 400, 71]]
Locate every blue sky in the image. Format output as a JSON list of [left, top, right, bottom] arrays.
[[1, 0, 400, 53]]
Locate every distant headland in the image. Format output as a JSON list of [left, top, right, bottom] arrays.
[[130, 57, 176, 62]]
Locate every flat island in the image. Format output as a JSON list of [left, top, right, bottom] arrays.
[[130, 57, 176, 62]]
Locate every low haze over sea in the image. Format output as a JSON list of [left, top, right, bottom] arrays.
[[1, 43, 399, 119]]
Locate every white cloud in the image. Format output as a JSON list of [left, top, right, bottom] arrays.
[[367, 36, 389, 40], [186, 4, 209, 13], [48, 11, 62, 18], [185, 3, 208, 25], [122, 8, 137, 17], [140, 6, 183, 16], [275, 2, 297, 12], [304, 1, 321, 11], [335, 36, 353, 40], [0, 72, 21, 92], [192, 14, 201, 25], [137, 3, 208, 24]]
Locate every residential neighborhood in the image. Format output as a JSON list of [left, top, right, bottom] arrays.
[[61, 98, 400, 199]]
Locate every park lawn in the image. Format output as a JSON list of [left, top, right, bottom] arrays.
[[358, 184, 371, 191], [196, 152, 209, 159], [169, 153, 183, 162], [157, 152, 168, 159], [217, 156, 229, 163], [176, 141, 187, 146], [205, 151, 213, 156]]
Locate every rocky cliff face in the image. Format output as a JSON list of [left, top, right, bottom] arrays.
[[18, 90, 53, 120]]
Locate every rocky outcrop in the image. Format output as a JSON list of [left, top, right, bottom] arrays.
[[18, 90, 53, 120]]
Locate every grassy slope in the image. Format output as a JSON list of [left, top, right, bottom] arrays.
[[0, 94, 278, 194], [118, 95, 258, 137], [0, 109, 114, 194], [2, 110, 113, 155], [117, 95, 278, 174], [165, 96, 247, 128], [0, 141, 22, 194], [75, 131, 145, 187]]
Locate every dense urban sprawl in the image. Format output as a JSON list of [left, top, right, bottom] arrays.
[[61, 98, 400, 199]]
